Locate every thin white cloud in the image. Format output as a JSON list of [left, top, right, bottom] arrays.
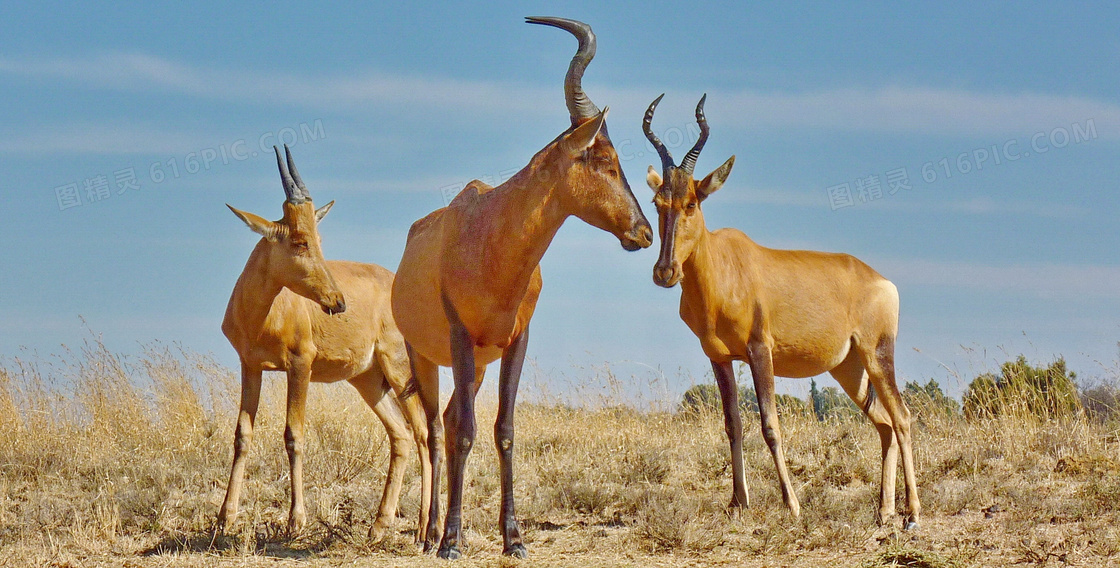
[[707, 87, 1120, 138], [878, 259, 1120, 300], [856, 194, 1090, 219], [714, 185, 1088, 220], [0, 52, 553, 115], [3, 52, 1119, 139], [0, 123, 206, 155]]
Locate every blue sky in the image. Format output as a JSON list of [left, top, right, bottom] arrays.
[[1, 2, 1118, 402]]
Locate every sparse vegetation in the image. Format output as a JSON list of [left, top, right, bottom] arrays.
[[0, 345, 1117, 567]]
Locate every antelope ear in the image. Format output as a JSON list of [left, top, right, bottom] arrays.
[[696, 155, 735, 201], [560, 107, 608, 157], [315, 200, 335, 223], [227, 204, 285, 241], [646, 166, 663, 192]]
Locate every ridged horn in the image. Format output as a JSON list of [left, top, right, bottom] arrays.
[[526, 16, 600, 123], [284, 144, 309, 201], [274, 146, 304, 204], [679, 94, 710, 175], [643, 94, 675, 175]]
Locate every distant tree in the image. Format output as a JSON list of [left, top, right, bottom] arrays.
[[809, 378, 858, 421], [679, 383, 759, 415], [680, 383, 721, 414], [775, 392, 812, 417], [809, 379, 823, 420], [963, 355, 1081, 420], [1081, 381, 1120, 423], [903, 379, 960, 417]]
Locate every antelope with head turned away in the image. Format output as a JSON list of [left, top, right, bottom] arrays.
[[643, 95, 920, 529], [218, 146, 433, 539], [392, 17, 653, 558]]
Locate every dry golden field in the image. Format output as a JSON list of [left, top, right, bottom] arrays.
[[1, 340, 1118, 567]]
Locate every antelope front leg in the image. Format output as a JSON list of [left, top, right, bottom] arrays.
[[284, 358, 312, 533], [711, 360, 749, 512], [495, 328, 529, 558], [748, 343, 800, 518], [438, 301, 478, 559], [217, 362, 262, 531]]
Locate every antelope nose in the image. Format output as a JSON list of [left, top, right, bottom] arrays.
[[634, 223, 653, 248], [323, 298, 347, 315], [653, 264, 676, 288], [621, 221, 654, 251]]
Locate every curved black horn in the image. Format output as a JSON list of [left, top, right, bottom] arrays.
[[643, 94, 675, 175], [284, 144, 309, 201], [274, 146, 304, 203], [679, 94, 710, 175], [526, 16, 600, 123]]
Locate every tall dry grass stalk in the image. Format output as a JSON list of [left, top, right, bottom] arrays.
[[0, 345, 1116, 566]]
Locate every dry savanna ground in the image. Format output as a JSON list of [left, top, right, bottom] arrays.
[[0, 340, 1118, 567]]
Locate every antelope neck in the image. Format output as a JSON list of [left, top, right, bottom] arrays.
[[229, 241, 287, 335]]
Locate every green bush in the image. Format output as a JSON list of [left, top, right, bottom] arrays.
[[680, 383, 758, 415], [810, 379, 859, 421], [903, 379, 960, 418], [1080, 381, 1120, 423], [963, 356, 1081, 420]]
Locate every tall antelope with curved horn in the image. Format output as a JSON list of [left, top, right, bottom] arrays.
[[392, 17, 653, 558], [218, 146, 433, 538], [643, 96, 920, 528]]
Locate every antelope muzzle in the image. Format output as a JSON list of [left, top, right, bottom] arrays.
[[621, 220, 653, 251]]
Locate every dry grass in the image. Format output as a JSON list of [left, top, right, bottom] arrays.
[[0, 341, 1118, 567]]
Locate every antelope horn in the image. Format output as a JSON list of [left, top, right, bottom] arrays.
[[526, 16, 600, 123], [274, 146, 304, 204], [643, 94, 675, 175], [679, 94, 709, 175], [284, 144, 309, 201]]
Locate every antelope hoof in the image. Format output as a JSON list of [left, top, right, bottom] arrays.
[[788, 501, 801, 519], [876, 509, 894, 527], [726, 495, 748, 518], [215, 516, 232, 535], [504, 543, 529, 558], [903, 513, 920, 531], [437, 544, 462, 560], [287, 514, 307, 536], [368, 522, 389, 541], [213, 520, 231, 539]]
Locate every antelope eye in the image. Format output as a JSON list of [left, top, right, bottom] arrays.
[[686, 202, 698, 210]]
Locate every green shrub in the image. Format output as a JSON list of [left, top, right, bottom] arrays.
[[810, 378, 859, 421], [963, 356, 1081, 420], [680, 382, 760, 414], [903, 379, 960, 419]]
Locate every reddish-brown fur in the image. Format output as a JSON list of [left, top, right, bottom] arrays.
[[646, 100, 919, 528], [393, 110, 652, 557], [218, 153, 432, 539]]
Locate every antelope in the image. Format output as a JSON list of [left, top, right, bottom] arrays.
[[643, 95, 920, 529], [392, 17, 653, 558], [217, 146, 433, 539]]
